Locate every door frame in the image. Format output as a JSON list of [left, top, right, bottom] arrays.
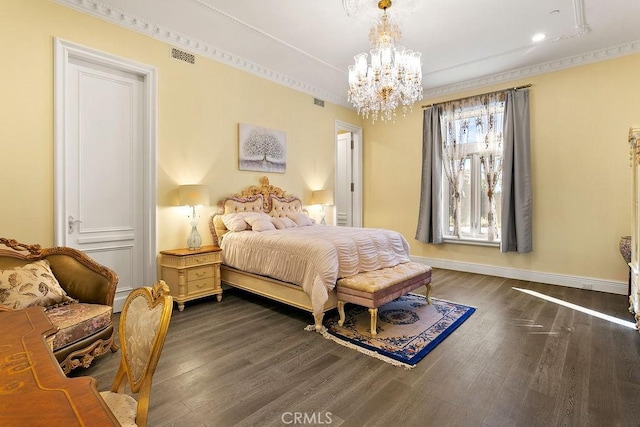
[[335, 120, 363, 227], [53, 38, 158, 298]]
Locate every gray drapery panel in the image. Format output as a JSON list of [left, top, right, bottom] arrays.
[[415, 106, 444, 244], [500, 89, 532, 253]]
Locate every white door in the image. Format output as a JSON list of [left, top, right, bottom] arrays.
[[336, 132, 353, 226], [335, 122, 363, 227], [54, 39, 157, 312]]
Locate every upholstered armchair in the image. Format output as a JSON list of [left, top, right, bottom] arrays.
[[0, 238, 119, 373]]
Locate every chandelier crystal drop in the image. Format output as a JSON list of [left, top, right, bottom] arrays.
[[348, 0, 423, 123]]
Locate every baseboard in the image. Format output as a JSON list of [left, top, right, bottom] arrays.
[[411, 256, 628, 295]]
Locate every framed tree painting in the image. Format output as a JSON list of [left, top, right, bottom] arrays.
[[238, 123, 286, 173]]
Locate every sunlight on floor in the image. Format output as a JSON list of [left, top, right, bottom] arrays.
[[513, 287, 638, 330]]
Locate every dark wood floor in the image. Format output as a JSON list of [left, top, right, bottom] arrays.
[[73, 269, 640, 426]]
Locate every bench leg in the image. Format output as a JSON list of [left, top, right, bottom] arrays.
[[369, 307, 378, 337], [313, 312, 324, 332], [426, 282, 432, 304], [337, 301, 346, 326]]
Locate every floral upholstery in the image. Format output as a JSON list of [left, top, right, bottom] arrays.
[[45, 303, 112, 351], [0, 260, 76, 309], [124, 294, 164, 384], [100, 281, 172, 427]]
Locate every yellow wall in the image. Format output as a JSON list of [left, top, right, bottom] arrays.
[[1, 0, 637, 286], [362, 54, 640, 284], [0, 0, 360, 251]]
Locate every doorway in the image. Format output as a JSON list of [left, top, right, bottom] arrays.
[[335, 121, 363, 227], [53, 38, 157, 312]]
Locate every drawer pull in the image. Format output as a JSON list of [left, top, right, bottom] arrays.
[[195, 257, 206, 263], [195, 271, 206, 278]]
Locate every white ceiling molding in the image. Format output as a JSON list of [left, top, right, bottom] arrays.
[[424, 38, 640, 99], [572, 0, 590, 36], [342, 0, 425, 20], [52, 0, 640, 108], [52, 0, 346, 106]]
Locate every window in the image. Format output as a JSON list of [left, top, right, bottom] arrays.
[[440, 96, 505, 244], [416, 88, 531, 253]]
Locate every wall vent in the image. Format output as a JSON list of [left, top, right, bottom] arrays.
[[171, 47, 195, 64], [313, 98, 325, 107]]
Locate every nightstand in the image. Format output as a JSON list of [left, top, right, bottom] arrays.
[[159, 245, 222, 311]]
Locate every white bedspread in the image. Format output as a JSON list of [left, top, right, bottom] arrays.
[[220, 225, 411, 316]]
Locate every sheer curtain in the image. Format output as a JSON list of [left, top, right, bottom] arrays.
[[440, 102, 470, 238], [501, 89, 532, 253], [477, 93, 505, 241], [415, 106, 443, 244]]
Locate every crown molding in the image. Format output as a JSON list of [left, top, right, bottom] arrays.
[[423, 38, 640, 99], [52, 0, 347, 106], [52, 0, 640, 109]]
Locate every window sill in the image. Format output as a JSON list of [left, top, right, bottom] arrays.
[[442, 237, 500, 248]]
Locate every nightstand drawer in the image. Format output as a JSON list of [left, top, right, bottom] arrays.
[[188, 277, 216, 294], [187, 266, 213, 282], [159, 245, 222, 311]]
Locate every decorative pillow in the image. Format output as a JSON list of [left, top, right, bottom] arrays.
[[280, 216, 297, 228], [271, 217, 285, 229], [287, 212, 314, 227], [0, 260, 76, 310], [221, 213, 249, 232], [244, 212, 276, 232], [271, 216, 297, 229]]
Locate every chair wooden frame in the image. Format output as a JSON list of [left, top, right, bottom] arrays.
[[101, 280, 173, 427]]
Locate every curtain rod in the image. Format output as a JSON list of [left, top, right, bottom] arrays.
[[421, 83, 532, 109]]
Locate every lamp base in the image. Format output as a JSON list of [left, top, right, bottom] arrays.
[[187, 213, 202, 250], [187, 226, 202, 250]]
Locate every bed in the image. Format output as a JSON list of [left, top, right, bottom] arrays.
[[209, 176, 412, 331]]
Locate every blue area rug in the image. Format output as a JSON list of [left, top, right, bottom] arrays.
[[321, 293, 475, 369]]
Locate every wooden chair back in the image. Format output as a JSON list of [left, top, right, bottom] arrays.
[[102, 280, 173, 427]]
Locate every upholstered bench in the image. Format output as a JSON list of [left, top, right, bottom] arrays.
[[336, 262, 432, 337]]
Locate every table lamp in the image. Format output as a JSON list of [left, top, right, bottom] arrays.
[[178, 184, 210, 250], [312, 189, 334, 225]]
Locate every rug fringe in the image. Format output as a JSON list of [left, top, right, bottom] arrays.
[[306, 324, 414, 370]]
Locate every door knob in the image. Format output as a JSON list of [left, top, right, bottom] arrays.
[[68, 216, 83, 234]]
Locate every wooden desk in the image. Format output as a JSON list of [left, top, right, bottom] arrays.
[[0, 307, 119, 426]]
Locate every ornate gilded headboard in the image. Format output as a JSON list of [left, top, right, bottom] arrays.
[[209, 176, 306, 246]]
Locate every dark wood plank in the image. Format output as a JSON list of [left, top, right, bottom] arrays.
[[70, 269, 640, 426]]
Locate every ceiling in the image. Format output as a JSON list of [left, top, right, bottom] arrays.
[[56, 0, 640, 108]]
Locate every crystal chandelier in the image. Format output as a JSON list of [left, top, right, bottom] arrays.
[[348, 0, 423, 123]]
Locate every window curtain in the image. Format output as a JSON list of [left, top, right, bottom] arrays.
[[501, 89, 532, 253], [440, 102, 470, 238], [415, 106, 443, 244], [477, 93, 506, 241]]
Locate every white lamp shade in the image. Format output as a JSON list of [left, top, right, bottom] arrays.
[[178, 185, 210, 206], [312, 190, 334, 206]]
